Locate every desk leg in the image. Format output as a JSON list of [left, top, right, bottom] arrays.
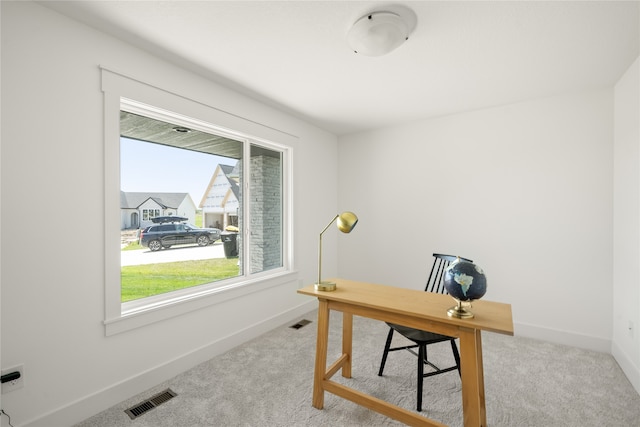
[[312, 299, 330, 409], [342, 312, 353, 378], [459, 328, 486, 427]]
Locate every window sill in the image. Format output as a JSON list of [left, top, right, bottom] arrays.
[[104, 270, 299, 336]]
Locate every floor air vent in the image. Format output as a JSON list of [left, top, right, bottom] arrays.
[[290, 319, 311, 329], [125, 388, 177, 420]]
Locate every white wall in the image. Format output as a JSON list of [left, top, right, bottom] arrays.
[[0, 2, 338, 425], [2, 2, 638, 425], [338, 89, 615, 352], [613, 57, 640, 393]]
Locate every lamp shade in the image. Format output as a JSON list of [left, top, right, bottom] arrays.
[[347, 11, 409, 56], [337, 211, 358, 233]]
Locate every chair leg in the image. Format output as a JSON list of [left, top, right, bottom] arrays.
[[378, 327, 395, 376], [417, 344, 425, 412], [451, 339, 461, 377]]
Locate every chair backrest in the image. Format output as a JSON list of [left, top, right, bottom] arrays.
[[425, 253, 473, 294]]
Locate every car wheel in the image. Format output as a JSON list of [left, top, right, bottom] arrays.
[[196, 235, 210, 246], [149, 240, 162, 251]]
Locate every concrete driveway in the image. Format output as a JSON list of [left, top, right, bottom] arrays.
[[121, 241, 227, 266]]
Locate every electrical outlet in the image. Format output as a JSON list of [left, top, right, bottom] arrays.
[[1, 364, 24, 394]]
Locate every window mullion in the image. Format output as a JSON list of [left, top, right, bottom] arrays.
[[242, 139, 250, 277]]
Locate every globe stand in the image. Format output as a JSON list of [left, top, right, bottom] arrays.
[[447, 299, 474, 319]]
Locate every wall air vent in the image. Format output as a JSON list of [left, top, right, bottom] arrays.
[[124, 388, 177, 420]]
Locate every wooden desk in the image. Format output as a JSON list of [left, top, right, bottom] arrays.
[[298, 278, 513, 427]]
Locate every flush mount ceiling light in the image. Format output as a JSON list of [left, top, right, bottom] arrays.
[[172, 126, 192, 133], [347, 9, 415, 56]]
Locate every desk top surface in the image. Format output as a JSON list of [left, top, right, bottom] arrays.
[[298, 278, 513, 336]]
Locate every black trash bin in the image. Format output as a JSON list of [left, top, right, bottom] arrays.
[[221, 232, 238, 258]]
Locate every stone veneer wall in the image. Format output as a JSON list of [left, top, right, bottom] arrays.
[[248, 153, 282, 273]]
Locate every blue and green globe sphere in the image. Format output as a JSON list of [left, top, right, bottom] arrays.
[[443, 260, 487, 302]]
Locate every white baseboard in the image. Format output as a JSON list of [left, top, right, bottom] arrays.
[[510, 322, 640, 393], [514, 321, 611, 353], [24, 300, 317, 427], [611, 341, 640, 395]]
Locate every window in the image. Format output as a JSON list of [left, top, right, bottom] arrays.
[[120, 109, 246, 302], [102, 67, 295, 335], [142, 209, 160, 221]]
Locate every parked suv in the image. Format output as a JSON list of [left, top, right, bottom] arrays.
[[139, 219, 221, 251]]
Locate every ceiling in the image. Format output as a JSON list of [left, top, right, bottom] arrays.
[[42, 1, 639, 136]]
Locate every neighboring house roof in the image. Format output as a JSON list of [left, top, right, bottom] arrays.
[[121, 191, 191, 209], [223, 164, 241, 200], [199, 163, 240, 208]]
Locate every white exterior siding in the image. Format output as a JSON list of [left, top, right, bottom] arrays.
[[176, 198, 197, 224], [138, 199, 164, 228], [201, 164, 239, 229], [121, 209, 138, 229]]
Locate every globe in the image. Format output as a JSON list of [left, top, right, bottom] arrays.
[[443, 260, 487, 302]]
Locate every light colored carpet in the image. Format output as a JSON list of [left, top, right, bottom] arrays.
[[75, 310, 640, 426]]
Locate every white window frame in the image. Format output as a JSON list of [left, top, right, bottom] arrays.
[[101, 67, 296, 336], [142, 209, 160, 221]]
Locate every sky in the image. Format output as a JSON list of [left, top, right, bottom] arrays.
[[120, 137, 237, 205]]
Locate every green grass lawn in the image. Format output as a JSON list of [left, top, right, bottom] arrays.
[[121, 258, 240, 302], [120, 211, 229, 302]]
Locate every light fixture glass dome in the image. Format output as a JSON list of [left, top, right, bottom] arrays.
[[347, 11, 409, 56]]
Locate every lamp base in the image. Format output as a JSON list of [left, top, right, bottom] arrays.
[[315, 281, 337, 292], [447, 300, 474, 319]]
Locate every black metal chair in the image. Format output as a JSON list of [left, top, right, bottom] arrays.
[[378, 253, 473, 412]]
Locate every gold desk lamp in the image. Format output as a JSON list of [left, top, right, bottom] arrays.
[[315, 211, 358, 291]]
